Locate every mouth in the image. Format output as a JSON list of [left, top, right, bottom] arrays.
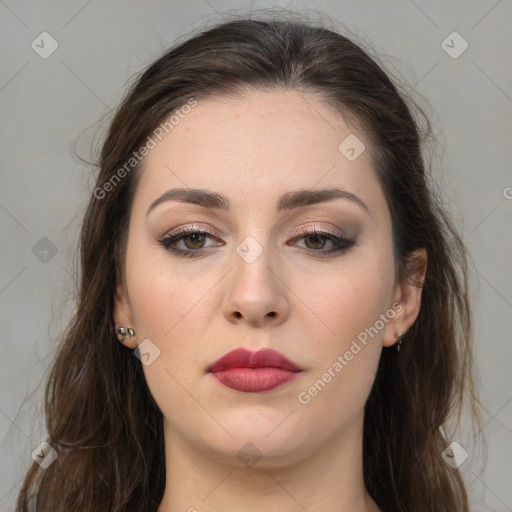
[[207, 347, 303, 393]]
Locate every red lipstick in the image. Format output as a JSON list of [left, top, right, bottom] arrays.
[[208, 347, 302, 393]]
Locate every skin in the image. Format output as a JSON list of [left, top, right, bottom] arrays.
[[114, 88, 427, 512]]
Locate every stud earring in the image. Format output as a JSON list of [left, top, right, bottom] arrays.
[[394, 332, 403, 352], [116, 327, 135, 344]]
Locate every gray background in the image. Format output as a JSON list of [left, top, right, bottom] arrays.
[[1, 0, 511, 510]]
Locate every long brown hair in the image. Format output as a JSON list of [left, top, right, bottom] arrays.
[[16, 11, 482, 512]]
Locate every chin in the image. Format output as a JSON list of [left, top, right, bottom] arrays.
[[194, 417, 312, 469]]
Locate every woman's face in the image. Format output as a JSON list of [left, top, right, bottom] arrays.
[[114, 88, 423, 467]]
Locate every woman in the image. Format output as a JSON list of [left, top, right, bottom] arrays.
[[16, 12, 482, 512]]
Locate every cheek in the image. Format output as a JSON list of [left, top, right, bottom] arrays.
[[293, 255, 394, 416], [128, 273, 217, 387], [124, 245, 226, 411], [126, 236, 219, 342], [126, 261, 214, 427], [300, 253, 394, 351]]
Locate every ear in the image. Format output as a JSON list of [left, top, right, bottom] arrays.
[[383, 248, 428, 348], [113, 280, 137, 349]]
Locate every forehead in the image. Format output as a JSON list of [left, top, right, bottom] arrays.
[[134, 89, 386, 218]]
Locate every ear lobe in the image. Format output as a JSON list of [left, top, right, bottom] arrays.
[[383, 248, 428, 348], [113, 282, 135, 339]]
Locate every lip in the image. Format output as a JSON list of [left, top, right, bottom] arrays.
[[208, 347, 302, 393]]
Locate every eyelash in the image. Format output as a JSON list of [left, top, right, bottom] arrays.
[[158, 225, 356, 259]]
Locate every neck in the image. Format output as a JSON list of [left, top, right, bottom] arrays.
[[157, 414, 380, 512]]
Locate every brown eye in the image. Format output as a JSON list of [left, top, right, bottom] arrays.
[[303, 233, 331, 250], [291, 227, 356, 257], [158, 227, 223, 258], [181, 232, 207, 249]]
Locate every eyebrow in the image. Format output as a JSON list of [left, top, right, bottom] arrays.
[[146, 187, 372, 217]]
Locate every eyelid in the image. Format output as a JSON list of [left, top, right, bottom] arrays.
[[161, 223, 219, 239], [161, 223, 349, 242], [290, 224, 349, 240], [291, 224, 357, 242]]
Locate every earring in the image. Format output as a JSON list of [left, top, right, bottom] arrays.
[[116, 327, 135, 344], [394, 332, 403, 352]]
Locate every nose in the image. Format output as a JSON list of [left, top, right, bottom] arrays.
[[222, 241, 291, 328]]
